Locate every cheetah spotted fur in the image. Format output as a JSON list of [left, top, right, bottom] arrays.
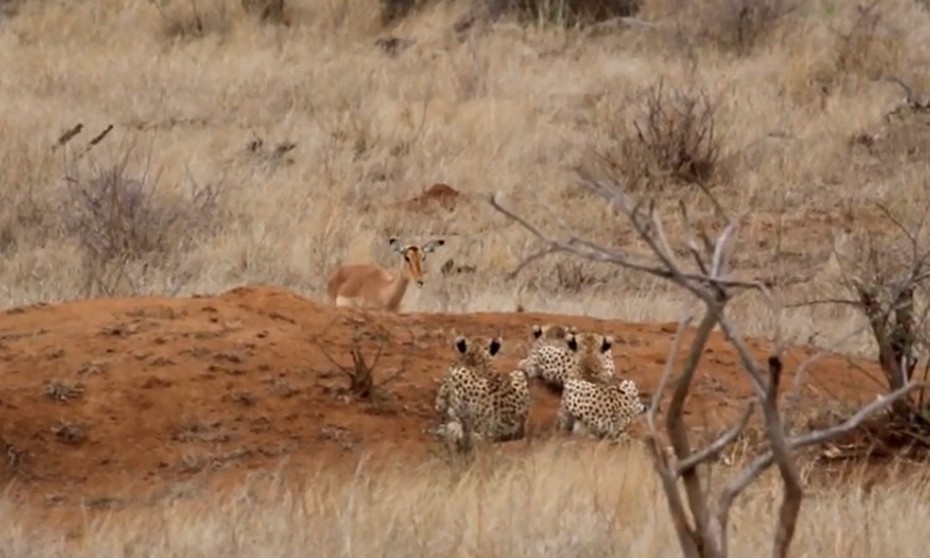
[[434, 335, 531, 445], [558, 376, 647, 441], [519, 325, 616, 390]]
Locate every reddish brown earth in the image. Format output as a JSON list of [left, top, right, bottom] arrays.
[[0, 285, 886, 531]]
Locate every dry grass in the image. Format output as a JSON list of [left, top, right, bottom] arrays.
[[3, 1, 930, 549], [1, 441, 928, 556]]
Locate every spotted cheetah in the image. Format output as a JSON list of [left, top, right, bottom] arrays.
[[434, 335, 531, 445], [519, 326, 615, 391], [558, 376, 647, 441]]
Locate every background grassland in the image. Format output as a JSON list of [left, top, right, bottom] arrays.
[[2, 1, 929, 356]]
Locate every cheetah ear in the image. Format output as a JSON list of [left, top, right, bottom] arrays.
[[531, 324, 543, 339], [601, 336, 613, 353], [489, 337, 502, 356], [455, 336, 468, 354], [566, 333, 578, 352]]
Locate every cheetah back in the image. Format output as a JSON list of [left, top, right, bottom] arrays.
[[559, 377, 646, 440]]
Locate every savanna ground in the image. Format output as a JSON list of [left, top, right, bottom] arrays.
[[3, 0, 930, 555]]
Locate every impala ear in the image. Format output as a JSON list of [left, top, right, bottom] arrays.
[[389, 237, 406, 253], [455, 336, 468, 354], [489, 337, 502, 356], [601, 335, 613, 353], [422, 239, 445, 253]]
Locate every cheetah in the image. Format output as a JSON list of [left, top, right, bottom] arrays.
[[519, 326, 616, 391], [558, 376, 647, 441], [434, 335, 531, 445]]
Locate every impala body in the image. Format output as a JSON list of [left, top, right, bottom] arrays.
[[326, 237, 445, 312]]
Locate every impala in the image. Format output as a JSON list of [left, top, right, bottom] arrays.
[[326, 237, 446, 312]]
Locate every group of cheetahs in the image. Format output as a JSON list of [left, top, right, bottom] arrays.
[[432, 323, 649, 447]]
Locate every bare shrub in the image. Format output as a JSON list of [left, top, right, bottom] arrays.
[[489, 168, 918, 557], [60, 138, 221, 296], [813, 202, 930, 427], [597, 80, 723, 194], [310, 320, 406, 400]]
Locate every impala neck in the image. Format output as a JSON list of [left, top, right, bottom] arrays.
[[385, 260, 413, 310]]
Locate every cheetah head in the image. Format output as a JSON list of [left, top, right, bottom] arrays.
[[531, 323, 577, 343], [454, 334, 502, 369], [565, 332, 613, 354]]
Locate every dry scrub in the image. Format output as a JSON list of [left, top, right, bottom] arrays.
[[0, 443, 928, 557]]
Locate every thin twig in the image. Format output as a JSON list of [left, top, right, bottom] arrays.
[[675, 402, 754, 476]]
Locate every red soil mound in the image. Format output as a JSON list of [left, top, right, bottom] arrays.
[[0, 285, 884, 529]]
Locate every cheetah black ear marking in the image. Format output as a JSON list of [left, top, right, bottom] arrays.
[[532, 325, 543, 339], [489, 337, 502, 356], [601, 336, 613, 352], [567, 334, 578, 352], [455, 336, 468, 354]]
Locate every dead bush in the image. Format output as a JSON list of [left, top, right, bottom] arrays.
[[310, 320, 406, 400], [60, 139, 221, 296], [597, 80, 723, 194], [826, 203, 930, 421]]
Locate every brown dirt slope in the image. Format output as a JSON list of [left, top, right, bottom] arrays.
[[0, 285, 883, 518]]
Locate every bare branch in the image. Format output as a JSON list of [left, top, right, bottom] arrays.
[[710, 221, 738, 279], [644, 312, 701, 557], [763, 356, 803, 558], [675, 402, 755, 476], [719, 381, 921, 520], [783, 321, 873, 428], [503, 246, 561, 280], [663, 307, 722, 551]]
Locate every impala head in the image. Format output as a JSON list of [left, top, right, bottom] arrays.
[[389, 237, 445, 288]]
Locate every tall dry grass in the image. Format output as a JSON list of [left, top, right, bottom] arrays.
[[1, 441, 928, 556], [1, 0, 929, 353]]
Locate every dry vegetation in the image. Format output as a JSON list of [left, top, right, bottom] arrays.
[[1, 0, 928, 354], [4, 0, 930, 554], [2, 443, 930, 557]]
